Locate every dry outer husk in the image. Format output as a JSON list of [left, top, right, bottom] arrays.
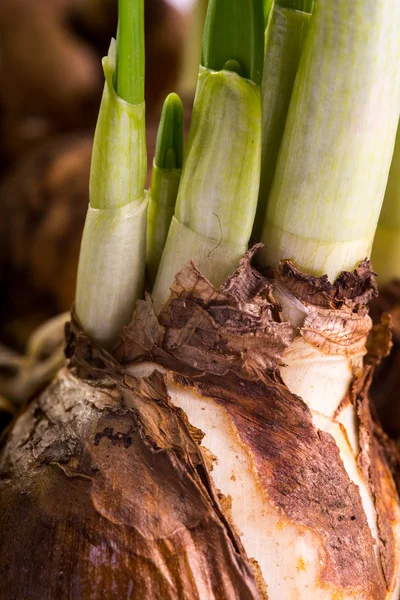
[[0, 250, 399, 599]]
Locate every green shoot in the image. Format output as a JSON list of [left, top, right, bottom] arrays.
[[152, 0, 263, 310], [147, 94, 184, 286], [114, 0, 144, 104], [252, 0, 312, 240], [264, 0, 274, 25], [76, 0, 147, 347], [202, 0, 264, 85], [154, 93, 184, 170], [372, 123, 400, 285], [260, 0, 400, 281]]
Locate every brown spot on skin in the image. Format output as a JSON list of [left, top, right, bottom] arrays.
[[277, 519, 288, 530], [297, 557, 306, 572]]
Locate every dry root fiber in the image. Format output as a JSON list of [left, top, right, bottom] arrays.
[[0, 251, 399, 599]]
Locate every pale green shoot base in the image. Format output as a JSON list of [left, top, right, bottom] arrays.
[[260, 226, 375, 279], [260, 0, 400, 280], [76, 41, 147, 347], [76, 197, 147, 348], [151, 216, 247, 312], [154, 66, 261, 308], [253, 4, 310, 240], [175, 67, 261, 246], [147, 167, 181, 286]]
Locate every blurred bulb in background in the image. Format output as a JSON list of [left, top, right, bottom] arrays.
[[167, 0, 196, 11]]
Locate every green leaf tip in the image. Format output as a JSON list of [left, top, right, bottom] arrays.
[[154, 93, 184, 170], [264, 0, 274, 25], [201, 0, 265, 85], [114, 0, 145, 104], [276, 0, 314, 13]]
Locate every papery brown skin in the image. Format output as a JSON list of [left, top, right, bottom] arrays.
[[0, 332, 261, 600], [0, 253, 398, 599], [120, 254, 399, 598]]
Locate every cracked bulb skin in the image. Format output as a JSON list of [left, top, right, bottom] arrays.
[[0, 251, 399, 599]]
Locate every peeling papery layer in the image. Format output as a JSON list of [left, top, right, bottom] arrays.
[[273, 260, 377, 418], [121, 250, 400, 599], [75, 195, 147, 347]]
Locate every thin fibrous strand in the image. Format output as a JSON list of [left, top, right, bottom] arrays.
[[114, 0, 144, 104], [252, 2, 311, 241], [202, 0, 264, 85], [372, 122, 400, 285], [260, 0, 400, 281]]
